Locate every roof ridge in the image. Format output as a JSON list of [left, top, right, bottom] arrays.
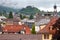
[[39, 17, 58, 33]]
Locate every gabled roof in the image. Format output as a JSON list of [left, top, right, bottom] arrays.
[[2, 24, 31, 34], [38, 17, 58, 34]]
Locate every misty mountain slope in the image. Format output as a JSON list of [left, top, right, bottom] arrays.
[[0, 5, 19, 13]]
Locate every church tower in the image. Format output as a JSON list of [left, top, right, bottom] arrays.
[[54, 4, 57, 16]]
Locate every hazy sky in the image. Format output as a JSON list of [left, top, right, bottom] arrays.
[[0, 0, 60, 12]]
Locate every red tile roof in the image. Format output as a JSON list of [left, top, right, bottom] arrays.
[[39, 17, 58, 34], [2, 24, 31, 34]]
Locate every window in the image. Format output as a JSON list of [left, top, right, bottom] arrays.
[[20, 30, 26, 34], [49, 26, 53, 30], [44, 34, 49, 39]]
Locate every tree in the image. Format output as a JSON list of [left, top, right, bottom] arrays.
[[31, 24, 36, 34], [29, 14, 34, 19], [20, 14, 23, 19], [23, 15, 27, 19], [20, 6, 40, 15], [8, 11, 13, 18], [20, 14, 27, 20], [0, 12, 2, 16]]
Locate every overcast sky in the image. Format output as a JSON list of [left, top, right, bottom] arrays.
[[0, 0, 60, 12]]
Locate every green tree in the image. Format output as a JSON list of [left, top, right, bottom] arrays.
[[20, 14, 23, 19], [8, 11, 13, 18], [29, 14, 34, 19], [20, 14, 27, 20], [31, 24, 36, 34], [0, 12, 2, 16], [23, 15, 27, 19], [20, 6, 40, 15]]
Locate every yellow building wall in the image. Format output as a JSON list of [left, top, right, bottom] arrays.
[[49, 34, 52, 40], [42, 34, 52, 40], [40, 25, 46, 30]]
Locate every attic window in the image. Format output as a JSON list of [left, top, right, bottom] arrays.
[[49, 26, 53, 30], [57, 28, 59, 30]]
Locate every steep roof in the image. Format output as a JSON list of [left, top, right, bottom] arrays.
[[2, 24, 31, 34], [38, 17, 58, 34]]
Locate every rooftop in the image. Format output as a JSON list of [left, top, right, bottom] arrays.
[[38, 17, 58, 34], [2, 24, 31, 34], [35, 18, 50, 26]]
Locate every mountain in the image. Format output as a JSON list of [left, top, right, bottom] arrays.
[[0, 5, 40, 15], [20, 6, 40, 15], [0, 5, 19, 13]]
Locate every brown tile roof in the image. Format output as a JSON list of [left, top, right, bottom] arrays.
[[2, 24, 31, 34], [39, 17, 58, 34], [3, 18, 20, 22]]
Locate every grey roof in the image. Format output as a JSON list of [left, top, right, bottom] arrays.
[[0, 34, 42, 40], [35, 18, 50, 26], [21, 19, 35, 23], [0, 16, 6, 19]]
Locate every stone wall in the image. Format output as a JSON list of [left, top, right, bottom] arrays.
[[0, 34, 42, 40]]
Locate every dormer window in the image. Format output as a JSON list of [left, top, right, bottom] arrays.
[[18, 30, 25, 34], [20, 30, 26, 34], [57, 28, 59, 30], [49, 26, 53, 30]]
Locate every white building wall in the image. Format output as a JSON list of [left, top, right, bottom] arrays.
[[35, 26, 40, 32]]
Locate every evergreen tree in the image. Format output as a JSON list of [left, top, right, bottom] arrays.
[[23, 15, 26, 19], [8, 11, 13, 18], [20, 14, 27, 20], [20, 14, 23, 19], [31, 24, 36, 34], [0, 12, 2, 16], [29, 14, 33, 19]]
